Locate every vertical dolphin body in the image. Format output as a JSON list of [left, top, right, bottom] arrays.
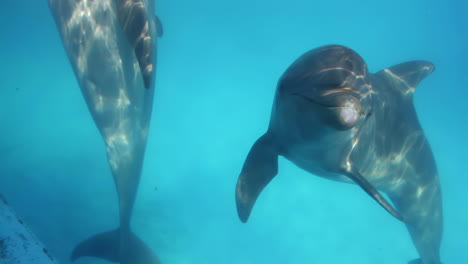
[[236, 45, 443, 264], [49, 0, 162, 263]]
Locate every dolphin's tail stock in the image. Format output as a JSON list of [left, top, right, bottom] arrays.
[[70, 228, 160, 264]]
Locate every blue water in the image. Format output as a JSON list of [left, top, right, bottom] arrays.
[[0, 0, 466, 263]]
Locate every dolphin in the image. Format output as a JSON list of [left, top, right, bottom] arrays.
[[49, 0, 162, 263], [235, 45, 443, 264]]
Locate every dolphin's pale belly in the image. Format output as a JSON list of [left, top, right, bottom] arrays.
[[271, 95, 354, 182], [277, 110, 412, 189], [355, 149, 417, 192], [284, 129, 421, 192], [284, 148, 351, 183]]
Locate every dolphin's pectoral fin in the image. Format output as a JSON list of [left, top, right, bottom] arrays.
[[236, 133, 278, 223], [71, 228, 160, 264], [376, 61, 435, 94], [155, 15, 163, 37], [341, 165, 404, 222], [116, 1, 155, 89]]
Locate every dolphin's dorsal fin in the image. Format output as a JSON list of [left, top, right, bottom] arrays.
[[376, 61, 435, 94]]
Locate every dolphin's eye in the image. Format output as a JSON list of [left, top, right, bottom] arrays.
[[343, 59, 353, 70]]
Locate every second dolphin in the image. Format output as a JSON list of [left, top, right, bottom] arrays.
[[49, 0, 163, 263]]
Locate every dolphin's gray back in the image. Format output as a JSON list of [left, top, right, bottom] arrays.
[[48, 0, 157, 133], [350, 62, 438, 191], [49, 1, 161, 263], [49, 2, 155, 216], [371, 63, 442, 264]]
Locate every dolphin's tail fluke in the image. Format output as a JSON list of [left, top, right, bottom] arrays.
[[71, 228, 160, 264]]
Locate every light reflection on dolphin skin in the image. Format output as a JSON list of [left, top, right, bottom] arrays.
[[49, 1, 162, 263], [236, 45, 443, 264]]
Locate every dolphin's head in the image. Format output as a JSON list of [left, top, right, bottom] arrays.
[[278, 45, 372, 131]]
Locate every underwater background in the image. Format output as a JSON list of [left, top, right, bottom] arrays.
[[0, 0, 466, 263]]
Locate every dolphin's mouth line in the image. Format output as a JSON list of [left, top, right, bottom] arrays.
[[292, 93, 341, 108], [321, 86, 361, 97], [293, 93, 352, 108], [292, 88, 362, 107], [293, 93, 373, 119]]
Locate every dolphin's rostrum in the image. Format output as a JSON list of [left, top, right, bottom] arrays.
[[236, 45, 443, 264], [49, 0, 162, 263]]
